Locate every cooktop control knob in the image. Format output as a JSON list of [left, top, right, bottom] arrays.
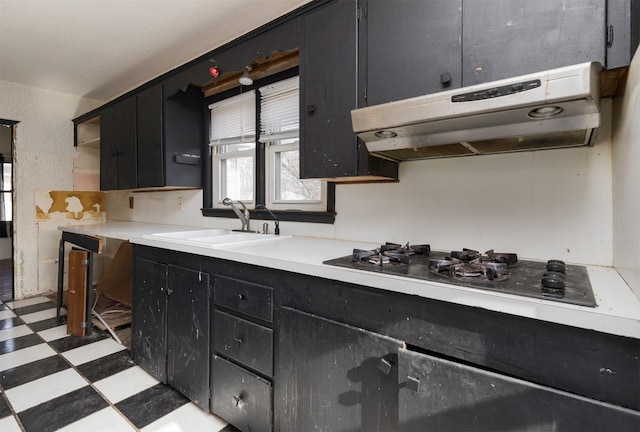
[[546, 259, 566, 274]]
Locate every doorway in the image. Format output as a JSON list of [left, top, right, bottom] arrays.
[[0, 120, 16, 301]]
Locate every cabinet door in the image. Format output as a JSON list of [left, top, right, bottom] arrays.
[[299, 0, 359, 179], [364, 0, 462, 106], [463, 0, 606, 85], [274, 307, 403, 432], [100, 96, 137, 190], [398, 348, 640, 431], [167, 265, 210, 410], [137, 84, 164, 188], [131, 257, 167, 382]]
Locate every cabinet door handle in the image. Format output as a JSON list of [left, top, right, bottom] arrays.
[[306, 104, 316, 115], [406, 376, 421, 393], [378, 358, 393, 375]]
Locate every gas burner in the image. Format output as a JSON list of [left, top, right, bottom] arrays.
[[352, 242, 430, 267], [429, 248, 518, 282]]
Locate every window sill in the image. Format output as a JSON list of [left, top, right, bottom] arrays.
[[201, 208, 335, 224]]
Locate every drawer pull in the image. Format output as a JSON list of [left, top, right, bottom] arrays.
[[238, 293, 245, 301], [233, 394, 244, 408], [407, 376, 421, 393], [378, 358, 392, 375]]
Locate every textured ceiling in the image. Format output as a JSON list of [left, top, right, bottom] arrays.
[[0, 0, 311, 101]]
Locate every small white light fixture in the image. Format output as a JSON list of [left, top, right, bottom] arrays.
[[239, 67, 253, 86], [528, 105, 563, 119]]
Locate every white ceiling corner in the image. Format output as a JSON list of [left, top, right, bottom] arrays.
[[0, 0, 312, 102]]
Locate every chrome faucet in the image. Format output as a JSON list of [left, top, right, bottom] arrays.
[[222, 197, 251, 231]]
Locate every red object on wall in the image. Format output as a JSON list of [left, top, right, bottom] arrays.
[[209, 66, 220, 78]]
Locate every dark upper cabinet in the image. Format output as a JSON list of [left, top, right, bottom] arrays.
[[100, 96, 137, 190], [362, 0, 462, 106], [462, 0, 607, 85], [136, 84, 163, 188], [299, 0, 397, 181], [99, 83, 203, 191]]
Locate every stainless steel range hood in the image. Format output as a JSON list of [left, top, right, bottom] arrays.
[[351, 62, 601, 161]]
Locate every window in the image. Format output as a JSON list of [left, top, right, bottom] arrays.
[[205, 70, 333, 222]]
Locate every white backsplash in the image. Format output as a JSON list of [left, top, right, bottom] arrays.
[[115, 98, 618, 267]]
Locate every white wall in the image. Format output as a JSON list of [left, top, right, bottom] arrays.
[[115, 100, 614, 267], [612, 49, 640, 298], [0, 79, 102, 299]]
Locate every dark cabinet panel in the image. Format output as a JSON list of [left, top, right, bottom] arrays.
[[364, 0, 462, 106], [213, 310, 273, 377], [462, 0, 606, 85], [274, 306, 403, 432], [211, 355, 272, 432], [100, 96, 137, 190], [132, 257, 167, 382], [167, 265, 210, 410], [398, 348, 640, 431], [299, 0, 358, 179], [137, 84, 164, 188]]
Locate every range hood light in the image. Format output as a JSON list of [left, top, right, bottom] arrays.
[[375, 130, 398, 139], [528, 106, 564, 119]]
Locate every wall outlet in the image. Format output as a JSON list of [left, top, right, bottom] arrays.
[[177, 197, 184, 211], [129, 196, 134, 209]]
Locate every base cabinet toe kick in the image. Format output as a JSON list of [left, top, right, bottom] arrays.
[[131, 245, 640, 432]]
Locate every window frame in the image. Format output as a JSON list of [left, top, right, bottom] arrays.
[[202, 67, 336, 224]]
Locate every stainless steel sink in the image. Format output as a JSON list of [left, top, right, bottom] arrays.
[[143, 229, 289, 248]]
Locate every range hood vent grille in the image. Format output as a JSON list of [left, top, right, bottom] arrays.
[[352, 62, 601, 161]]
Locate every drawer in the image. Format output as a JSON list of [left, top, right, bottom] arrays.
[[214, 275, 273, 322], [213, 310, 273, 377], [211, 355, 272, 432]]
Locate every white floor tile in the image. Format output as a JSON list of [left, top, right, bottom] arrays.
[[37, 324, 69, 342], [0, 324, 33, 342], [93, 365, 159, 404], [0, 343, 57, 371], [20, 307, 65, 324], [57, 407, 137, 432], [5, 368, 88, 412], [141, 403, 228, 432], [61, 337, 126, 366], [0, 415, 22, 432], [5, 296, 51, 309], [0, 309, 16, 320]]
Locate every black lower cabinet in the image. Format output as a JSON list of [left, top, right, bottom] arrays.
[[398, 348, 640, 432], [274, 307, 404, 432], [166, 265, 210, 410], [132, 257, 210, 410], [211, 355, 272, 432], [132, 257, 168, 382]]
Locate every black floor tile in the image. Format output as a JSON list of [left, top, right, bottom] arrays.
[[0, 354, 71, 390], [76, 349, 135, 382], [0, 303, 6, 311], [220, 424, 242, 432], [47, 331, 107, 353], [26, 315, 67, 332], [17, 386, 108, 432], [12, 301, 57, 316], [116, 383, 190, 429], [0, 392, 12, 419], [0, 333, 43, 355], [0, 316, 24, 330]]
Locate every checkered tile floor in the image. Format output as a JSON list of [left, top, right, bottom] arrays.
[[0, 297, 238, 432]]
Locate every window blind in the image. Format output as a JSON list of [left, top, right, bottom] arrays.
[[209, 91, 256, 146], [259, 76, 299, 143]]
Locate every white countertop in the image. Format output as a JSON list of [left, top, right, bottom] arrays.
[[60, 221, 640, 339]]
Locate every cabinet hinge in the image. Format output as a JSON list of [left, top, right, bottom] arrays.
[[357, 6, 364, 21], [364, 87, 367, 101]]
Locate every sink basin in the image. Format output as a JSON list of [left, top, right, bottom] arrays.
[[143, 229, 289, 248]]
